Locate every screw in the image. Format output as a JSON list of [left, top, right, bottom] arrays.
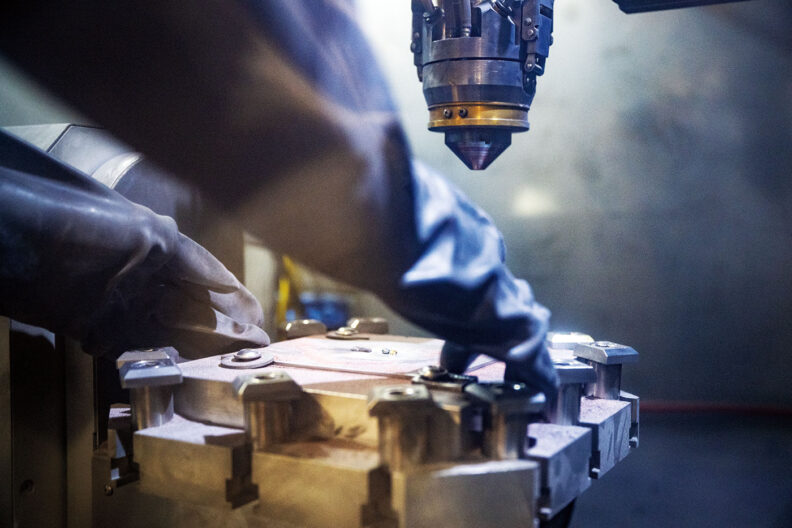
[[129, 359, 167, 370], [419, 365, 448, 380], [524, 17, 532, 25], [442, 108, 453, 119], [234, 349, 262, 362], [458, 108, 468, 118], [104, 483, 114, 496]]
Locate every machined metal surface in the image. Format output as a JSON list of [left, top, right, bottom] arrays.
[[92, 332, 638, 527], [526, 422, 592, 520], [579, 396, 632, 479]]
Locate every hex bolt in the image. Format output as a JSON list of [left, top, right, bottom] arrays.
[[234, 371, 302, 451], [368, 385, 435, 471]]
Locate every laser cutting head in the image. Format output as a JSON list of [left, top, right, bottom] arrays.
[[411, 0, 554, 170]]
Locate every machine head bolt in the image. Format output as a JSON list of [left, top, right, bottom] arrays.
[[458, 108, 468, 118], [233, 349, 262, 362], [443, 108, 453, 118]]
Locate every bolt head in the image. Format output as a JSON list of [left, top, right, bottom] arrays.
[[419, 365, 448, 380], [368, 384, 434, 416], [574, 342, 638, 365], [234, 349, 262, 362], [443, 108, 453, 119], [233, 371, 302, 402]]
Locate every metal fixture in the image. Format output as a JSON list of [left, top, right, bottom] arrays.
[[117, 349, 182, 430], [279, 318, 327, 340], [346, 316, 389, 334], [91, 331, 639, 527], [574, 341, 639, 400], [233, 371, 302, 451], [368, 384, 435, 470], [547, 358, 596, 425], [219, 348, 275, 369], [411, 0, 554, 169], [465, 382, 546, 459], [327, 326, 370, 340]]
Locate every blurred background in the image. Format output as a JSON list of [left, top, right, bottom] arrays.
[[2, 0, 791, 525]]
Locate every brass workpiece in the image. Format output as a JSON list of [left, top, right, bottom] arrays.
[[428, 102, 530, 131]]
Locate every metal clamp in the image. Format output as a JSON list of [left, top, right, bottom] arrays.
[[234, 371, 302, 451], [465, 382, 546, 460], [346, 317, 389, 334], [117, 349, 182, 430], [548, 358, 597, 425], [368, 385, 435, 471], [574, 341, 639, 400], [278, 319, 327, 340]]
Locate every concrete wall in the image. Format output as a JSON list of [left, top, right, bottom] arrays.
[[2, 0, 791, 405]]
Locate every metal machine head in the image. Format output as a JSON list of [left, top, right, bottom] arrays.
[[411, 0, 554, 170], [411, 0, 750, 171]]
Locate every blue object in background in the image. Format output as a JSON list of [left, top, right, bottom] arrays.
[[298, 292, 350, 330]]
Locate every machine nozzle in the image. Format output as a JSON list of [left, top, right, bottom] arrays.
[[445, 129, 513, 171], [411, 0, 554, 170]]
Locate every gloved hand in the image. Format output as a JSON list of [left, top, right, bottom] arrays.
[[0, 131, 269, 359]]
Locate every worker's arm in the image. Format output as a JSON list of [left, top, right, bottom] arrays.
[[0, 0, 558, 396], [0, 130, 269, 359]]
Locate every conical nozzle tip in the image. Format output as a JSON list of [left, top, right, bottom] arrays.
[[445, 129, 513, 170]]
